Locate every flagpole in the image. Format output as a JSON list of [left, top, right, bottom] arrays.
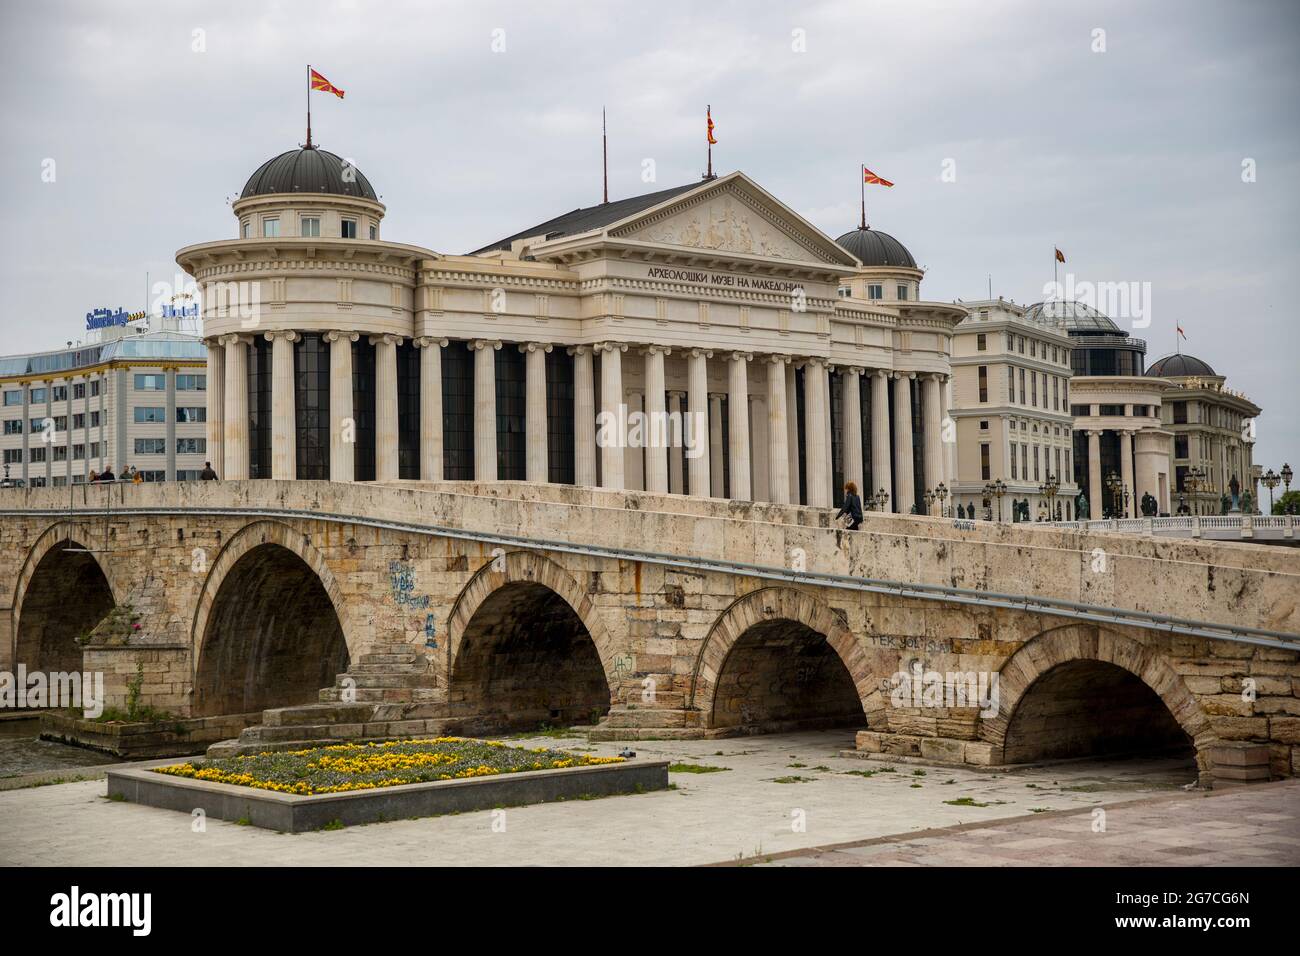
[[306, 64, 312, 148], [602, 107, 609, 204], [1053, 248, 1058, 300], [706, 104, 713, 180], [860, 165, 866, 229]]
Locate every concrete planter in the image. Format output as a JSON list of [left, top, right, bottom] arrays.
[[106, 759, 670, 832], [40, 712, 261, 759]]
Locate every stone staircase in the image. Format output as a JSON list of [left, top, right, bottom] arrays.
[[206, 643, 454, 758], [587, 676, 707, 741]]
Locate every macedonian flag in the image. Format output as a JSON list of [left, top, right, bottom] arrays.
[[707, 107, 717, 145], [862, 166, 894, 187], [310, 68, 345, 99]]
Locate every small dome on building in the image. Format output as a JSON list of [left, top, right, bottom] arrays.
[[835, 227, 916, 269], [1145, 353, 1216, 378], [240, 147, 377, 200], [1024, 300, 1121, 334]]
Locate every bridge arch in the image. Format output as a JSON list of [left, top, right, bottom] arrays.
[[190, 520, 353, 716], [690, 586, 879, 735], [983, 624, 1213, 768], [446, 550, 616, 732], [12, 522, 119, 675]]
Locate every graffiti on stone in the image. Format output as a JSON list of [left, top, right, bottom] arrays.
[[388, 560, 431, 609]]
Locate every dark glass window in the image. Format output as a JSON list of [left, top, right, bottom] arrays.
[[397, 341, 420, 479], [859, 372, 873, 495], [1174, 435, 1189, 459], [795, 368, 807, 505], [495, 347, 525, 481], [247, 338, 272, 478], [829, 371, 844, 508], [1172, 401, 1187, 424], [978, 365, 987, 403], [719, 395, 731, 499], [911, 377, 925, 511], [546, 349, 575, 484], [294, 333, 330, 480], [351, 338, 376, 481], [441, 341, 474, 480], [981, 442, 990, 481]]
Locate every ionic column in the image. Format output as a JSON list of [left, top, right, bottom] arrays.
[[727, 352, 753, 501], [597, 341, 626, 490], [417, 337, 447, 481], [324, 331, 358, 482], [892, 372, 915, 514], [643, 346, 669, 494], [1087, 429, 1103, 520], [687, 349, 712, 497], [1120, 428, 1135, 518], [469, 339, 500, 482], [841, 366, 864, 496], [668, 391, 685, 494], [766, 356, 790, 504], [522, 342, 552, 483], [871, 370, 892, 508], [804, 359, 830, 508], [570, 346, 596, 487], [708, 394, 724, 497], [222, 334, 250, 479], [267, 330, 299, 480], [374, 334, 403, 482], [785, 362, 801, 504], [205, 340, 225, 476], [923, 373, 944, 514]]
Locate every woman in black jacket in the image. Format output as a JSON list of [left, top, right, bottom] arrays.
[[836, 480, 863, 530]]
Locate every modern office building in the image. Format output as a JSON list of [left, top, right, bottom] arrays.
[[0, 322, 208, 487], [178, 144, 966, 513], [1145, 353, 1260, 515], [948, 298, 1080, 520]]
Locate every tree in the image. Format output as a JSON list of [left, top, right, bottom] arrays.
[[1274, 490, 1300, 516]]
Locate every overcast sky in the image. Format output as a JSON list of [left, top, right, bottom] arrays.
[[2, 0, 1296, 472]]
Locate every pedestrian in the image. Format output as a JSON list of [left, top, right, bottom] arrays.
[[836, 480, 863, 530], [199, 461, 218, 481], [97, 466, 115, 482]]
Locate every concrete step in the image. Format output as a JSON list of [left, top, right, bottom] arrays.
[[319, 686, 443, 704], [333, 672, 438, 689], [261, 703, 376, 727], [356, 652, 422, 666], [601, 707, 697, 729], [345, 662, 431, 677], [588, 727, 705, 742]]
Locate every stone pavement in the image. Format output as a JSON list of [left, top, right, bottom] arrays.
[[0, 730, 1295, 867], [741, 780, 1300, 866]]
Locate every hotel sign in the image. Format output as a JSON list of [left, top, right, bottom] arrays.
[[85, 307, 147, 331], [645, 266, 802, 294]]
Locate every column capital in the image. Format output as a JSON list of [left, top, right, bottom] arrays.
[[728, 351, 753, 363], [413, 335, 448, 348], [567, 344, 591, 357], [219, 333, 254, 347], [764, 353, 792, 366], [892, 370, 917, 380], [519, 342, 553, 354], [688, 348, 713, 359], [469, 339, 502, 351], [594, 341, 628, 354], [324, 330, 361, 344], [263, 329, 300, 343], [802, 356, 827, 369], [873, 367, 891, 380], [369, 333, 405, 347], [641, 344, 671, 357], [840, 364, 864, 377]]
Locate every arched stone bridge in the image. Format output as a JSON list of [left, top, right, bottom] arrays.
[[2, 480, 1298, 784]]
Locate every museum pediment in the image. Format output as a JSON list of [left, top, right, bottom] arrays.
[[608, 173, 856, 267]]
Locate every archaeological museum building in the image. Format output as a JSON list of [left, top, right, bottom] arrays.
[[179, 144, 965, 514]]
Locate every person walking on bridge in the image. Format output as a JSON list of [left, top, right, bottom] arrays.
[[836, 480, 863, 530]]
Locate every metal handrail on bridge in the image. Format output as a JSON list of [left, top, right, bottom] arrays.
[[7, 503, 1298, 652]]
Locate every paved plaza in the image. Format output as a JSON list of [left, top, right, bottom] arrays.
[[2, 730, 1295, 867]]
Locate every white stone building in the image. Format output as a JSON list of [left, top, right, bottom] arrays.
[[179, 145, 965, 512]]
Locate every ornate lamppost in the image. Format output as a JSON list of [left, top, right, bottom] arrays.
[[873, 487, 890, 512], [1039, 473, 1060, 523], [1105, 471, 1122, 518], [1261, 468, 1280, 515], [1283, 463, 1294, 514], [935, 482, 949, 518], [922, 488, 935, 515], [983, 478, 1007, 522], [1184, 465, 1206, 514]]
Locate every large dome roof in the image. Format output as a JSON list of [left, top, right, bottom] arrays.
[[1024, 300, 1121, 333], [1145, 353, 1216, 378], [240, 147, 377, 200], [835, 227, 916, 268]]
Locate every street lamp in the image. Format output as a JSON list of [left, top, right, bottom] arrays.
[[1184, 465, 1206, 514], [1105, 471, 1122, 518], [983, 479, 1007, 522], [1039, 473, 1060, 523], [935, 482, 949, 518], [1283, 463, 1295, 514], [1261, 468, 1280, 515], [923, 487, 935, 515], [873, 487, 890, 512]]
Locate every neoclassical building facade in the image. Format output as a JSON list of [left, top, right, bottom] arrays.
[[178, 147, 964, 513]]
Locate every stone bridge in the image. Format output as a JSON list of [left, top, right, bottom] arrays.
[[2, 480, 1298, 784]]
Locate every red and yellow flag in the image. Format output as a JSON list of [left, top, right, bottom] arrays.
[[1055, 247, 1066, 263], [707, 107, 717, 145], [862, 166, 894, 187], [310, 69, 345, 99]]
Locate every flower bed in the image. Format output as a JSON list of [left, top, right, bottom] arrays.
[[153, 737, 624, 795]]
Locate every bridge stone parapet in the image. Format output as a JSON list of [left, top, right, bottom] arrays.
[[1, 480, 1297, 783]]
